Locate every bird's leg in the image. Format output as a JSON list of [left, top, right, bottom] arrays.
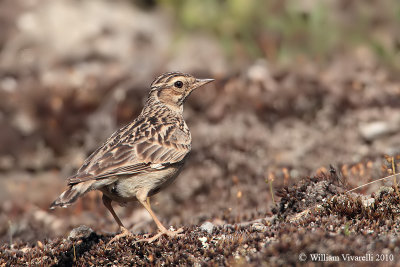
[[102, 194, 133, 246], [136, 196, 183, 243], [102, 194, 124, 227], [146, 197, 151, 209]]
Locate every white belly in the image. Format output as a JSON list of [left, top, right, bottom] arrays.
[[101, 164, 182, 203]]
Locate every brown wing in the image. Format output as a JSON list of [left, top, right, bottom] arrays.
[[67, 119, 191, 185]]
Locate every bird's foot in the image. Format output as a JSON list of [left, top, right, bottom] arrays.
[[106, 226, 133, 247], [135, 227, 184, 244]]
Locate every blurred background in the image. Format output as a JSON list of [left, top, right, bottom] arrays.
[[1, 0, 400, 244]]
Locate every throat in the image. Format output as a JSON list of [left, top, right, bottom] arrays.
[[163, 102, 183, 114], [142, 94, 183, 116]]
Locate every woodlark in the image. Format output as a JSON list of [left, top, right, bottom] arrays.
[[50, 72, 214, 244]]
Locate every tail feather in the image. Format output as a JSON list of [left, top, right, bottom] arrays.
[[50, 181, 96, 209]]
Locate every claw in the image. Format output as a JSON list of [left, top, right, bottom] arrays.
[[106, 226, 133, 247], [135, 227, 184, 243]]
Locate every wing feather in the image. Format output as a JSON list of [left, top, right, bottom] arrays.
[[67, 118, 191, 185]]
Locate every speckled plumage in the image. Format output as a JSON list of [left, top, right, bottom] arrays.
[[50, 72, 213, 244]]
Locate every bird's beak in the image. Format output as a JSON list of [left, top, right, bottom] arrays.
[[194, 78, 214, 89]]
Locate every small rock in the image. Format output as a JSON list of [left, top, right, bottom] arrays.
[[198, 236, 209, 249], [377, 186, 394, 196], [200, 221, 214, 234], [20, 247, 31, 253], [362, 197, 375, 207], [12, 111, 37, 136], [359, 121, 391, 141], [251, 222, 268, 232], [68, 225, 94, 240]]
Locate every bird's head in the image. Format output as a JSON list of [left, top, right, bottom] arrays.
[[149, 72, 214, 113]]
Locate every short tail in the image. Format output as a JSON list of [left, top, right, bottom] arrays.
[[50, 181, 96, 209]]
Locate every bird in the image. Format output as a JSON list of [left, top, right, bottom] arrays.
[[50, 72, 214, 245]]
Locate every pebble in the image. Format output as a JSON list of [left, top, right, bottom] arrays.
[[68, 225, 94, 240], [359, 121, 391, 140], [362, 197, 375, 207], [200, 221, 214, 234], [251, 222, 268, 232], [198, 237, 209, 248]]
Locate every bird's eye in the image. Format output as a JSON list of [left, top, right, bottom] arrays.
[[174, 81, 183, 88]]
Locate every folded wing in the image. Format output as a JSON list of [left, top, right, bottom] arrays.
[[67, 124, 190, 185]]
